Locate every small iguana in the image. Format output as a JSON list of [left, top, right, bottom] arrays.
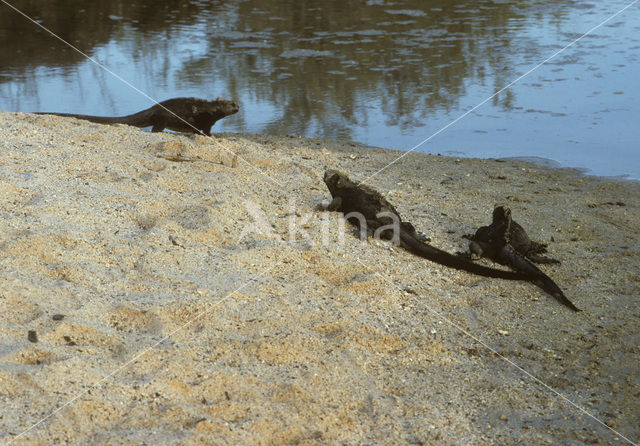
[[471, 206, 560, 264], [465, 205, 579, 311], [323, 169, 532, 280], [36, 97, 238, 136]]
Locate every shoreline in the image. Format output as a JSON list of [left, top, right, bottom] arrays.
[[241, 131, 640, 183], [1, 111, 638, 444]]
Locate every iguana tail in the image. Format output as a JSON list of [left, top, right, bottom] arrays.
[[35, 112, 123, 124], [497, 245, 580, 311], [399, 231, 532, 280], [533, 277, 580, 312]]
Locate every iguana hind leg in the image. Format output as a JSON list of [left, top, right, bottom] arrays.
[[400, 222, 430, 242], [528, 240, 551, 254]]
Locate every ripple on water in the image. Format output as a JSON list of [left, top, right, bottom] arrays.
[[279, 49, 334, 58]]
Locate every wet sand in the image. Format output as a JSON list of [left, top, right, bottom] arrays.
[[1, 111, 638, 445]]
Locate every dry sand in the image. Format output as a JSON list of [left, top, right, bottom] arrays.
[[0, 111, 638, 445]]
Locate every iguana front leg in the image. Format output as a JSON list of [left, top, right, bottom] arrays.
[[327, 196, 342, 212], [468, 240, 487, 260]]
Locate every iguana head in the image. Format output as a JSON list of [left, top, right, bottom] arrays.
[[492, 205, 512, 223], [210, 98, 239, 116], [324, 169, 351, 194]]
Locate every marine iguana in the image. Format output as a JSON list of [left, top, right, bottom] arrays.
[[468, 205, 560, 264], [36, 97, 239, 136], [323, 169, 532, 280], [465, 205, 579, 311]]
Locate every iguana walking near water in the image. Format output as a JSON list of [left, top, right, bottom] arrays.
[[36, 97, 239, 136], [465, 205, 579, 311], [323, 169, 532, 280]]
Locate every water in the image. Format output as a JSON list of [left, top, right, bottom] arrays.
[[1, 0, 638, 178]]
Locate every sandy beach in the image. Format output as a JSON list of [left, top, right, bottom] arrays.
[[1, 111, 638, 445]]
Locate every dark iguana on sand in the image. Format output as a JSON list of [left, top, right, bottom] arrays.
[[469, 205, 560, 264], [323, 169, 532, 280], [465, 205, 579, 311], [37, 97, 238, 136]]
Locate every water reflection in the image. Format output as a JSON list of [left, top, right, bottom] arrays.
[[0, 0, 638, 177]]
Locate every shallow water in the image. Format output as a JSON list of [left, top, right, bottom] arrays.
[[1, 0, 638, 178]]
